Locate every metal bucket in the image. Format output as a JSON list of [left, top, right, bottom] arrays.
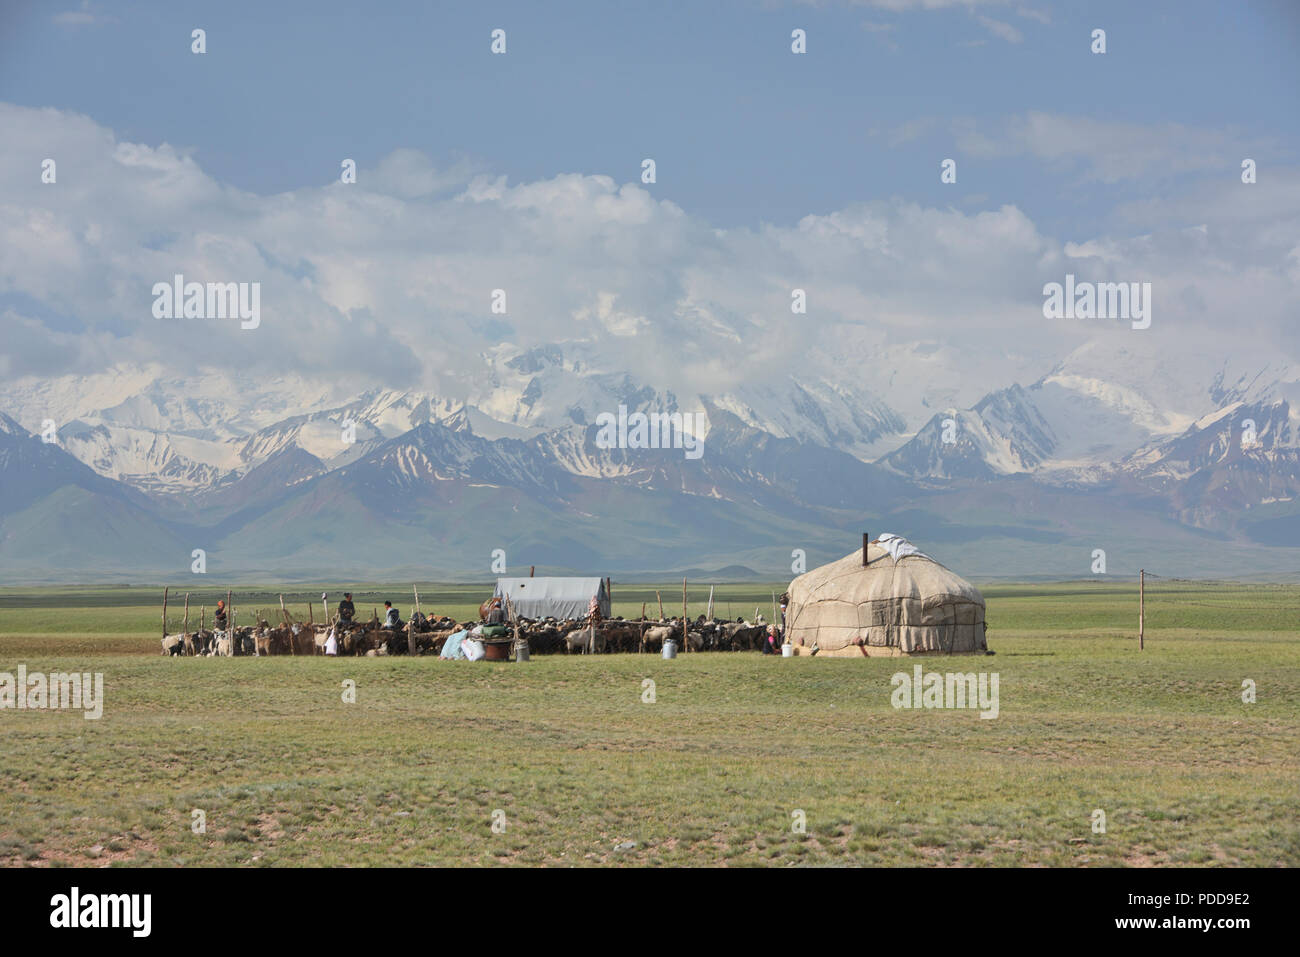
[[782, 643, 794, 658], [662, 639, 678, 660], [514, 640, 530, 662]]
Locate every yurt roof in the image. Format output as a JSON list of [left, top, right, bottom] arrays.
[[789, 540, 983, 607]]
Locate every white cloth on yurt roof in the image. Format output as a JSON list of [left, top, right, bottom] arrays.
[[875, 532, 929, 562]]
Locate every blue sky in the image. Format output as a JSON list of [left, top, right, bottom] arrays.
[[3, 0, 1296, 234]]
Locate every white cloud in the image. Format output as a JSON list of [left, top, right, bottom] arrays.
[[366, 149, 480, 199], [861, 19, 901, 50], [953, 111, 1260, 183], [1, 102, 1296, 423], [53, 2, 114, 27], [1015, 5, 1050, 24], [886, 116, 937, 146], [975, 14, 1023, 43], [859, 0, 1005, 9]]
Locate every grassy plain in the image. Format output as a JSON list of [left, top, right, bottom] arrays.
[[1, 581, 1296, 866]]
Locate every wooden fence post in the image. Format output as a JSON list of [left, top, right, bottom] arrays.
[[681, 577, 688, 652], [1139, 570, 1145, 651], [504, 595, 523, 660], [280, 594, 295, 656]]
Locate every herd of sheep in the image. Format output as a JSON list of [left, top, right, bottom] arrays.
[[161, 612, 776, 657]]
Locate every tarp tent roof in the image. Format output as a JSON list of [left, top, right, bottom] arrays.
[[784, 536, 986, 657], [494, 577, 610, 620]]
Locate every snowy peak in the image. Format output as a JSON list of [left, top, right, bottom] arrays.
[[1117, 396, 1300, 523], [230, 390, 489, 482], [0, 411, 28, 436], [881, 384, 1057, 480], [1128, 397, 1299, 478], [705, 376, 906, 462], [476, 344, 686, 432], [340, 422, 572, 500], [344, 389, 466, 435], [972, 384, 1058, 469], [533, 425, 643, 480], [5, 343, 1300, 516], [0, 412, 142, 518], [59, 421, 226, 494], [1210, 361, 1300, 408], [480, 343, 909, 461]]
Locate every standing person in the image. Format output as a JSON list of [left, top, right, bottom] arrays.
[[214, 599, 228, 633], [337, 593, 355, 627], [586, 595, 603, 653]]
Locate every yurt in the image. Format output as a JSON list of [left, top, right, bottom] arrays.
[[784, 534, 987, 657]]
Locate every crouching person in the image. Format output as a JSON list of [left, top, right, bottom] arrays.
[[382, 601, 401, 629], [762, 625, 783, 655]]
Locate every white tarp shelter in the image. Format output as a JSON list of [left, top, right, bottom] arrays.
[[493, 577, 610, 620]]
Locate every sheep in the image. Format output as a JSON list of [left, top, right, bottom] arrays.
[[563, 626, 606, 654]]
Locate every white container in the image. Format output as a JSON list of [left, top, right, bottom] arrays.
[[781, 642, 794, 658], [514, 641, 530, 662], [662, 639, 678, 659]]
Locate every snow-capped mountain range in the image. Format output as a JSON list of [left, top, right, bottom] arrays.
[[0, 343, 918, 495], [2, 339, 1298, 582]]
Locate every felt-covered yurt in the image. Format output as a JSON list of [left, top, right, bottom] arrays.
[[784, 534, 987, 657]]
